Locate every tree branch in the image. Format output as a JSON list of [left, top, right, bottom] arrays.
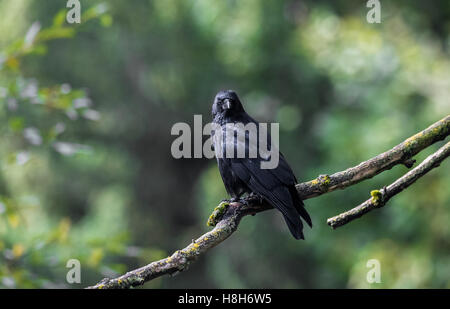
[[295, 115, 450, 199], [327, 140, 450, 228], [87, 115, 449, 289], [87, 200, 272, 289]]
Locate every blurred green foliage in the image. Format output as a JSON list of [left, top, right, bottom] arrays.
[[0, 0, 449, 288]]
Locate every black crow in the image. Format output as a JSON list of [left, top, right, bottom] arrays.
[[211, 90, 312, 239]]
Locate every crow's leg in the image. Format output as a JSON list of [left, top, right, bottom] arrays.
[[218, 196, 239, 203], [249, 192, 264, 204], [232, 197, 247, 204]]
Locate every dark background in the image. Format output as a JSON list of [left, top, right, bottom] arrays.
[[0, 0, 449, 288]]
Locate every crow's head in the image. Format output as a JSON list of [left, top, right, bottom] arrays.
[[212, 90, 245, 120]]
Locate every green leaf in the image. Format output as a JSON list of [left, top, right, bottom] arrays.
[[100, 14, 113, 28], [53, 10, 67, 27], [83, 3, 109, 20], [8, 117, 25, 132], [37, 27, 76, 41], [29, 44, 48, 56]]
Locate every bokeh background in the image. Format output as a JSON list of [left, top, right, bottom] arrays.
[[0, 0, 449, 288]]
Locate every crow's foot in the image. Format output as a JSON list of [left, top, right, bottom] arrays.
[[249, 192, 264, 204]]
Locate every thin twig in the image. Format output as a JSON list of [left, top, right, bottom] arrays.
[[327, 141, 450, 228]]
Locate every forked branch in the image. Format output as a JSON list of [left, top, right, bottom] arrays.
[[87, 115, 449, 289], [327, 140, 450, 228]]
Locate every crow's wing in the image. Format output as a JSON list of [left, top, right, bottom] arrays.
[[230, 158, 311, 224], [219, 122, 311, 238]]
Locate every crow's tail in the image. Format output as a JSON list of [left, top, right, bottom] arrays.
[[290, 186, 312, 228], [283, 214, 305, 240]]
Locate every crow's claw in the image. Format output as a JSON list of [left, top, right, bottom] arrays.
[[249, 192, 264, 204], [237, 198, 249, 206]]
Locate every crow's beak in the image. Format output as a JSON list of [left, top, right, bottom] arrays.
[[223, 99, 232, 110]]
